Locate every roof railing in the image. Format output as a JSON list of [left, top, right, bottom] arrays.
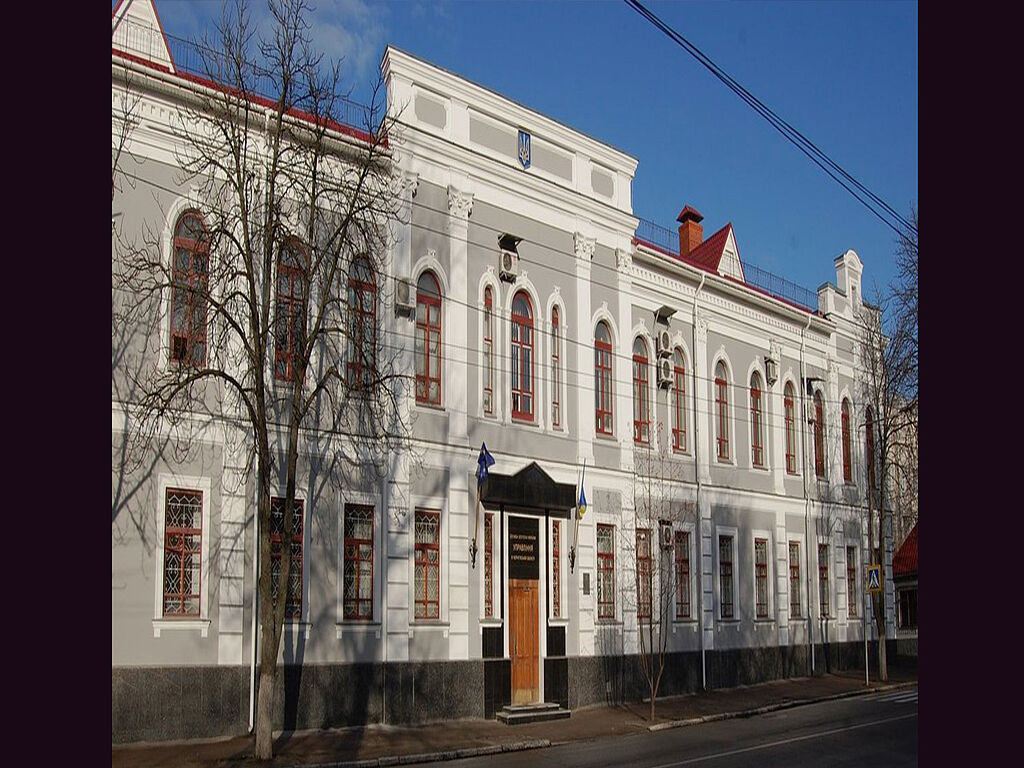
[[113, 15, 371, 133], [634, 217, 818, 312]]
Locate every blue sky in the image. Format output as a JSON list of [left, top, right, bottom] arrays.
[[140, 0, 917, 301]]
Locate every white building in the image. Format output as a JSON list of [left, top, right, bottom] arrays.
[[112, 0, 896, 743]]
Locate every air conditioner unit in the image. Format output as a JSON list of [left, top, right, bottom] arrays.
[[657, 357, 673, 389], [498, 248, 519, 282], [659, 522, 673, 550], [657, 328, 673, 358], [394, 276, 415, 316]]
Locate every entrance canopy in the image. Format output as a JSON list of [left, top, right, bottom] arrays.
[[480, 461, 576, 518]]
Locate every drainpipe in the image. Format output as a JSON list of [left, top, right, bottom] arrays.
[[799, 313, 814, 675], [691, 272, 707, 690], [249, 500, 259, 731]]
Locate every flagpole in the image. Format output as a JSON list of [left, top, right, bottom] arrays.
[[571, 459, 586, 573]]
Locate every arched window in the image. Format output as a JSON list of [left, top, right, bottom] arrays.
[[347, 255, 376, 389], [866, 406, 876, 490], [841, 398, 853, 483], [594, 321, 613, 435], [672, 348, 687, 453], [784, 382, 797, 474], [482, 286, 494, 416], [715, 361, 730, 461], [274, 239, 306, 381], [510, 291, 534, 420], [170, 211, 209, 367], [415, 271, 442, 406], [750, 372, 765, 468], [551, 306, 561, 428], [813, 390, 826, 478], [632, 338, 650, 444]]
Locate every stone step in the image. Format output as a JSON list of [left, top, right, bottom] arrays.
[[496, 702, 571, 725]]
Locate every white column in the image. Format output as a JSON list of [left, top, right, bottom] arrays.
[[695, 316, 714, 652], [573, 232, 595, 658], [615, 247, 634, 472], [446, 185, 473, 443]]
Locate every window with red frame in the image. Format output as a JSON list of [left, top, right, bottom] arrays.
[[484, 513, 494, 618], [510, 291, 534, 420], [170, 211, 209, 367], [672, 349, 687, 452], [813, 391, 826, 478], [163, 488, 203, 616], [789, 541, 801, 619], [636, 528, 652, 619], [818, 544, 830, 618], [597, 524, 615, 620], [632, 338, 650, 445], [784, 383, 797, 474], [841, 399, 853, 483], [846, 545, 857, 617], [343, 504, 373, 620], [551, 306, 561, 428], [595, 321, 613, 435], [750, 372, 765, 468], [414, 509, 440, 619], [675, 530, 690, 618], [715, 361, 730, 461], [270, 497, 304, 620], [719, 535, 734, 619], [347, 256, 376, 389], [415, 271, 442, 406], [274, 240, 306, 381], [552, 520, 561, 618], [483, 286, 494, 416], [755, 537, 769, 618]]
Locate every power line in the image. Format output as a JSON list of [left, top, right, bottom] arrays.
[[623, 0, 916, 240]]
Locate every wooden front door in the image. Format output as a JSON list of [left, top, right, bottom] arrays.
[[510, 578, 539, 704]]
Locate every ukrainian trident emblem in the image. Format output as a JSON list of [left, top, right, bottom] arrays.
[[518, 129, 531, 169]]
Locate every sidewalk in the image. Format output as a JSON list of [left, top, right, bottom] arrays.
[[112, 668, 917, 768]]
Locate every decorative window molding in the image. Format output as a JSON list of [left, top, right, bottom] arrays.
[[632, 337, 651, 445], [510, 290, 535, 422], [415, 270, 443, 407], [716, 526, 738, 620], [595, 320, 615, 436], [752, 531, 774, 621], [596, 523, 616, 621]]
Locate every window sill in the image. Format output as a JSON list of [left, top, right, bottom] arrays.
[[595, 619, 622, 627], [751, 464, 770, 473], [479, 617, 504, 627], [152, 618, 211, 638], [716, 618, 740, 626], [715, 458, 735, 466], [336, 621, 380, 640], [548, 617, 570, 627], [594, 431, 616, 442], [511, 416, 538, 427], [754, 618, 776, 626], [414, 401, 445, 413], [672, 448, 690, 457]]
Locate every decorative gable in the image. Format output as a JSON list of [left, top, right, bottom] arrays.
[[112, 0, 175, 74], [718, 227, 745, 282]]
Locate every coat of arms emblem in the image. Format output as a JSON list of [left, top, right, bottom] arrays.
[[518, 129, 531, 169]]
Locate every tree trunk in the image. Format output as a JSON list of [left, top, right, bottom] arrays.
[[254, 659, 277, 759]]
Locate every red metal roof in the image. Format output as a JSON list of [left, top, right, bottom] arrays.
[[683, 222, 733, 273], [893, 522, 918, 577]]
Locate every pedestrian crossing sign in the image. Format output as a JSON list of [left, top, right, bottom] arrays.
[[867, 564, 882, 594]]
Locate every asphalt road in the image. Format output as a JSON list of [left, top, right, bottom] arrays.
[[410, 688, 918, 768]]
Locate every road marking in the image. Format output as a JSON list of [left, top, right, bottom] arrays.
[[648, 713, 918, 767]]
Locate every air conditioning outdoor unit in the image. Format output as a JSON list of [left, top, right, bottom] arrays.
[[659, 521, 673, 550], [498, 233, 522, 283], [394, 276, 415, 316], [657, 357, 673, 389], [657, 328, 673, 358]]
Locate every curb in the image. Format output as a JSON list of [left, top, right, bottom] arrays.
[[293, 739, 551, 768], [647, 681, 917, 732]]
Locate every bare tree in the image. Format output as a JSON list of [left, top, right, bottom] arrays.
[[111, 0, 409, 758], [627, 425, 695, 722]]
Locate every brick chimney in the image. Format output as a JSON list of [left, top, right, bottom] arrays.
[[677, 206, 704, 258]]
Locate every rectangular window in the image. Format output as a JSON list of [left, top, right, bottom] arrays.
[[784, 387, 797, 474], [163, 489, 203, 617], [597, 524, 615, 620], [898, 588, 917, 629], [675, 530, 691, 619], [552, 519, 561, 618], [715, 376, 730, 460], [636, 528, 652, 619], [751, 387, 764, 467], [755, 538, 769, 619], [270, 497, 304, 620], [414, 509, 441, 619], [484, 513, 494, 618], [342, 504, 373, 620], [719, 535, 734, 619], [818, 544, 830, 618], [672, 361, 687, 452], [846, 545, 857, 617], [789, 541, 802, 619]]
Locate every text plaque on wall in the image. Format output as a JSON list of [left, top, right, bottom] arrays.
[[508, 516, 539, 580]]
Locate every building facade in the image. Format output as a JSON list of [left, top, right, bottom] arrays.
[[112, 0, 896, 743]]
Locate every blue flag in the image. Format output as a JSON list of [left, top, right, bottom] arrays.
[[476, 442, 495, 487], [578, 485, 587, 518]]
